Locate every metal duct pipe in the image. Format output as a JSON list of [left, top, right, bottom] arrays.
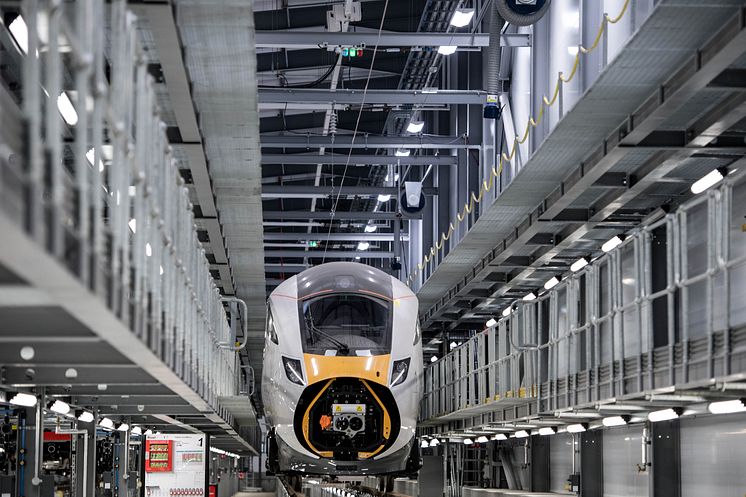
[[494, 0, 552, 26], [484, 2, 505, 118]]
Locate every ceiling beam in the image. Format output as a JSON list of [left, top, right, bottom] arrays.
[[261, 153, 456, 165], [261, 134, 478, 149], [258, 88, 486, 105], [264, 232, 407, 241], [262, 210, 416, 220], [265, 250, 394, 259], [261, 185, 436, 198], [255, 31, 530, 48]]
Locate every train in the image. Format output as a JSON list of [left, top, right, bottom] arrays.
[[261, 262, 423, 490]]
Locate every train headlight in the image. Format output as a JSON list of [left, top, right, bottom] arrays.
[[282, 357, 305, 386], [390, 358, 410, 387]]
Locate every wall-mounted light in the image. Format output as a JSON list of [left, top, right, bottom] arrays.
[[691, 168, 726, 194], [544, 276, 561, 290], [602, 235, 625, 253], [571, 257, 590, 272]]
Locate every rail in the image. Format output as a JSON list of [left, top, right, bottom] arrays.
[[0, 0, 241, 411], [421, 169, 746, 422]]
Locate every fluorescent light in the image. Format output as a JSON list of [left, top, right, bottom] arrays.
[[523, 292, 537, 301], [544, 276, 560, 290], [395, 149, 411, 157], [357, 241, 370, 251], [438, 46, 458, 56], [602, 416, 629, 427], [364, 225, 377, 233], [691, 168, 725, 194], [463, 438, 473, 445], [571, 257, 589, 272], [502, 307, 512, 317], [10, 392, 37, 407], [131, 426, 143, 436], [602, 236, 624, 253], [450, 9, 475, 27], [57, 92, 79, 126], [116, 422, 129, 432], [429, 438, 440, 447], [9, 16, 29, 54], [566, 423, 587, 433], [492, 434, 507, 441], [648, 408, 680, 423], [406, 121, 425, 133], [377, 194, 392, 202], [49, 400, 70, 415], [98, 417, 114, 430], [514, 430, 530, 438], [77, 411, 94, 423], [476, 435, 489, 444], [430, 356, 438, 363], [538, 427, 556, 436], [707, 400, 746, 415], [485, 318, 497, 328]]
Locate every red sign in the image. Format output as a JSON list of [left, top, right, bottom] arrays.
[[145, 440, 173, 472], [208, 485, 217, 497]]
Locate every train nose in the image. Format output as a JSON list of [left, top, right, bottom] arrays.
[[294, 377, 400, 461]]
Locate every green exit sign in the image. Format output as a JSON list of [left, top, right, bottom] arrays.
[[308, 240, 319, 248]]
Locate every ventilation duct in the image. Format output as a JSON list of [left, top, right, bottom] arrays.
[[485, 0, 552, 119]]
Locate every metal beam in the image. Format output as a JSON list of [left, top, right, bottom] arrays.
[[261, 134, 478, 149], [265, 250, 394, 259], [261, 185, 436, 198], [261, 153, 456, 165], [264, 232, 406, 242], [255, 31, 530, 48], [263, 210, 415, 220], [258, 88, 487, 106]]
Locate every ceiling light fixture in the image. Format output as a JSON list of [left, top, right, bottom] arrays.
[[538, 427, 556, 436], [9, 392, 37, 407], [144, 429, 153, 436], [357, 241, 370, 251], [421, 439, 430, 448], [492, 434, 508, 441], [131, 426, 143, 436], [463, 438, 473, 445], [571, 257, 590, 272], [98, 417, 115, 430], [364, 225, 377, 233], [49, 400, 71, 415], [485, 318, 497, 328], [430, 356, 438, 363], [566, 423, 587, 433], [77, 411, 94, 423], [377, 194, 392, 203], [502, 307, 512, 317], [437, 46, 458, 56], [602, 416, 629, 427], [602, 235, 625, 253], [9, 16, 29, 54], [544, 276, 561, 290], [691, 168, 726, 194], [707, 400, 746, 415], [647, 408, 681, 423], [429, 438, 440, 447], [394, 149, 411, 157], [116, 422, 129, 432], [476, 435, 489, 444], [57, 92, 79, 126], [514, 430, 530, 439], [523, 292, 537, 301], [406, 121, 425, 133]]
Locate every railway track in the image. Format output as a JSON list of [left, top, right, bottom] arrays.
[[279, 477, 406, 497]]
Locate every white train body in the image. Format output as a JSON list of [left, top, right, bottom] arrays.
[[262, 262, 423, 476]]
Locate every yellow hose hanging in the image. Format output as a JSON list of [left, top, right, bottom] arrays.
[[406, 0, 631, 286]]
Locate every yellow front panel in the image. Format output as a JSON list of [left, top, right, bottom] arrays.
[[303, 354, 391, 386]]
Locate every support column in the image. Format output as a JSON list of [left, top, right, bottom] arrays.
[[651, 420, 681, 497], [580, 430, 603, 497]]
